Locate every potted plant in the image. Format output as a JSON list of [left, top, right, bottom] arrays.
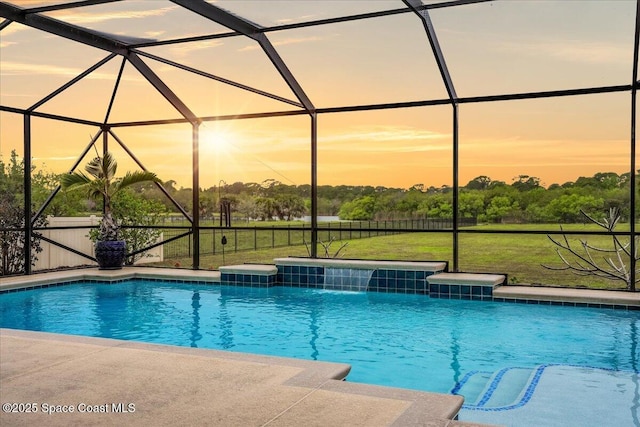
[[60, 151, 161, 270]]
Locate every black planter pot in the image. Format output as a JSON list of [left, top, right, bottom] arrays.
[[95, 240, 127, 270]]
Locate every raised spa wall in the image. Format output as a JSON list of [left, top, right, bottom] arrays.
[[218, 257, 507, 300]]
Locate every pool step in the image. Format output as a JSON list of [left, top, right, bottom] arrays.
[[452, 371, 493, 403], [454, 367, 538, 409]]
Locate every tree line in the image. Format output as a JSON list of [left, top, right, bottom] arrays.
[[154, 173, 637, 224], [1, 150, 638, 225]]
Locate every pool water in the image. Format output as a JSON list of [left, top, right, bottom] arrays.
[[1, 280, 638, 426]]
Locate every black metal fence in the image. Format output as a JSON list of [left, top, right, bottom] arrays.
[[162, 218, 477, 258]]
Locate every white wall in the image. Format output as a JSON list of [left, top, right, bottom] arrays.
[[34, 216, 163, 271]]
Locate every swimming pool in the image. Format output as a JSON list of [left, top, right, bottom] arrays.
[[1, 279, 638, 427]]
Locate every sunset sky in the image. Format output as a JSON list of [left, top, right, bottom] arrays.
[[0, 0, 636, 190]]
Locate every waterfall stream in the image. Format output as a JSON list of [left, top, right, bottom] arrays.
[[323, 267, 374, 291]]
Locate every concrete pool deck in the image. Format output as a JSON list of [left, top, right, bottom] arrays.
[[2, 267, 638, 426], [1, 329, 482, 427]]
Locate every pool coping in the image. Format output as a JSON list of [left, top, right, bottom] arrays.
[[0, 267, 222, 291], [274, 257, 448, 272], [493, 285, 640, 307]]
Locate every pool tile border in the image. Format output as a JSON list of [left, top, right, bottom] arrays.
[[491, 297, 639, 310], [1, 267, 638, 310], [0, 276, 221, 294]]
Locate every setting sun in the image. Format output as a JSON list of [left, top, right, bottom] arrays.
[[200, 124, 234, 157]]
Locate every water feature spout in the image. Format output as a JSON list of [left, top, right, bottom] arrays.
[[323, 267, 374, 292]]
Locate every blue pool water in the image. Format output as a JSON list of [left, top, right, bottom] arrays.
[[1, 280, 639, 427]]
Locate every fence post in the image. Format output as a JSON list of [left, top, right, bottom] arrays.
[[234, 229, 238, 252], [254, 227, 257, 250]]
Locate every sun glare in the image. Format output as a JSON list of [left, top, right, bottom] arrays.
[[198, 124, 242, 185], [201, 126, 233, 156]]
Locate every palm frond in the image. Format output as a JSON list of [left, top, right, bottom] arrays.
[[60, 171, 92, 189], [117, 171, 160, 191], [104, 151, 117, 180], [84, 156, 104, 179], [84, 152, 118, 181], [61, 172, 109, 202], [87, 185, 106, 201]]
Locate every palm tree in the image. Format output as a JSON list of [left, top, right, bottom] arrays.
[[60, 151, 161, 242]]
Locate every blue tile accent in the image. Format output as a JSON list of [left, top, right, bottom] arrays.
[[220, 271, 277, 287], [459, 364, 549, 412], [496, 298, 639, 310], [475, 367, 511, 406]]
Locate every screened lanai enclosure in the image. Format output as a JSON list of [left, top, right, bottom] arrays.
[[0, 0, 638, 291]]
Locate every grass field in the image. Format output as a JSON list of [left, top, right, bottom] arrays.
[[152, 223, 637, 291], [159, 220, 418, 259]]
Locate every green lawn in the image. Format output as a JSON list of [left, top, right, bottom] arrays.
[[153, 223, 636, 291]]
